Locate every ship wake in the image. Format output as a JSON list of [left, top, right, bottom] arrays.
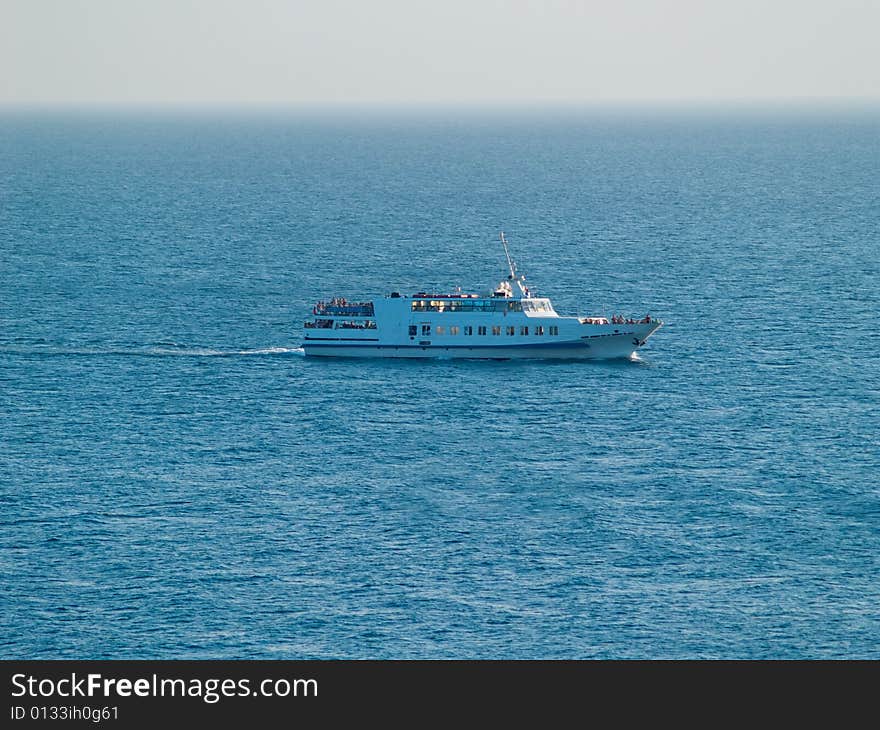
[[1, 343, 305, 358]]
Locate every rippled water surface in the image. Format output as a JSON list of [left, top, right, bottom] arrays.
[[1, 108, 878, 658]]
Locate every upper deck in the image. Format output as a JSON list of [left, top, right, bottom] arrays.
[[312, 298, 374, 317], [408, 294, 555, 315], [311, 291, 556, 318]]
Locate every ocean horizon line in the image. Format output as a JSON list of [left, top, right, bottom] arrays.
[[2, 96, 879, 117]]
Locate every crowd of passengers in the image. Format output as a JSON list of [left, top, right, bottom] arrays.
[[611, 314, 653, 325], [303, 319, 334, 328], [313, 297, 374, 315]]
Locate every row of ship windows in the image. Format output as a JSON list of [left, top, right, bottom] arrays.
[[410, 325, 560, 337], [412, 301, 523, 313]]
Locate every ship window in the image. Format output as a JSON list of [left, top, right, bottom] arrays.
[[520, 326, 528, 336], [506, 326, 515, 336], [491, 326, 501, 336], [436, 326, 445, 335], [478, 326, 487, 336], [450, 326, 460, 335], [408, 325, 417, 336], [421, 324, 431, 336], [536, 326, 544, 335], [550, 326, 559, 336], [464, 325, 473, 336]]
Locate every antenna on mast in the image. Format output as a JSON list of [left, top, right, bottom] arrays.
[[500, 231, 517, 280]]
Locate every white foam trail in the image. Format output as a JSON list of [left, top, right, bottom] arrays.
[[2, 345, 304, 358], [149, 347, 225, 356], [236, 347, 303, 355], [147, 345, 303, 357]]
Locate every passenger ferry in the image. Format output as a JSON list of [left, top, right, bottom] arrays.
[[302, 233, 663, 359]]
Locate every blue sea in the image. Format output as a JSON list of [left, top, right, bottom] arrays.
[[1, 106, 878, 658]]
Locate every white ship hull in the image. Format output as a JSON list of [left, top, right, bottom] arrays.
[[303, 324, 661, 360]]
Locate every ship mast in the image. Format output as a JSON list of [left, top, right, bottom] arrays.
[[498, 231, 532, 298], [500, 231, 517, 280]]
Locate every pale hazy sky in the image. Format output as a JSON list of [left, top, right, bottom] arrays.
[[1, 0, 878, 105]]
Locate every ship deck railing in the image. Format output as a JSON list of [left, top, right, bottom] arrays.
[[305, 319, 376, 330], [313, 303, 375, 317]]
